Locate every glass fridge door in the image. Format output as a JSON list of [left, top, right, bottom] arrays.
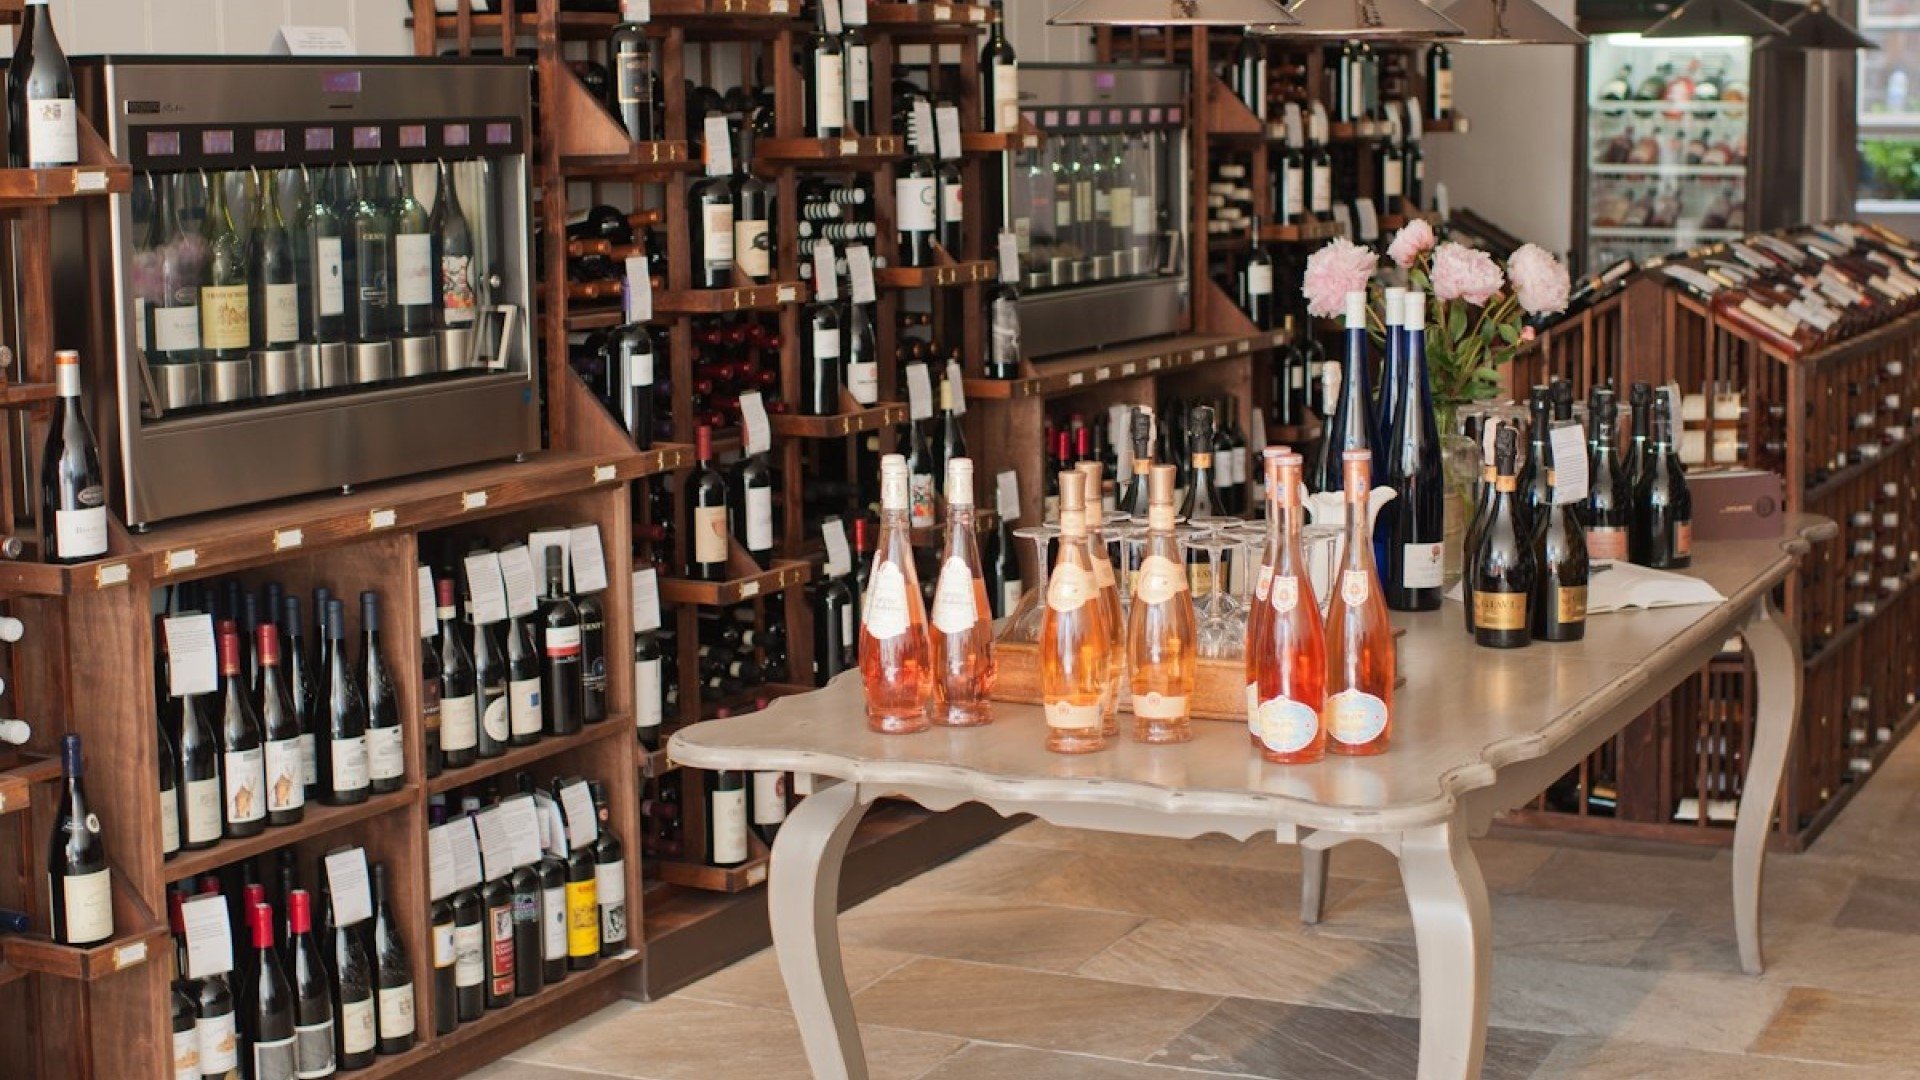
[[1857, 0, 1920, 213], [1584, 33, 1751, 267]]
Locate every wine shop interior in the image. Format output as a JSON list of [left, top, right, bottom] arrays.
[[1, 0, 1917, 1077]]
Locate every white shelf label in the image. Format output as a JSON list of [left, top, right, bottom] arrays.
[[570, 524, 610, 595], [324, 847, 373, 928], [182, 894, 234, 980], [462, 550, 510, 626], [164, 613, 217, 698]]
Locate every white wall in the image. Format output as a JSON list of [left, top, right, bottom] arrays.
[[42, 0, 410, 55], [1006, 0, 1096, 63]]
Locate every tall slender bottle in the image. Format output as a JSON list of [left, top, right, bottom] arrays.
[[1631, 393, 1693, 568], [152, 174, 205, 368], [249, 169, 302, 358], [1622, 381, 1653, 493], [1382, 290, 1444, 611], [1472, 426, 1534, 648], [1375, 286, 1406, 434], [1517, 386, 1553, 534], [8, 0, 76, 168], [860, 455, 932, 733], [592, 783, 628, 957], [389, 164, 434, 338], [1079, 461, 1124, 736], [981, 0, 1020, 133], [246, 901, 296, 1080], [1041, 470, 1110, 754], [539, 547, 586, 736], [200, 174, 252, 364], [806, 0, 846, 139], [1324, 451, 1395, 754], [1530, 435, 1589, 643], [1248, 452, 1326, 763], [361, 592, 405, 794], [255, 624, 305, 827], [330, 879, 376, 1070], [1128, 464, 1197, 744], [40, 349, 108, 563], [609, 4, 657, 143], [928, 458, 995, 726], [48, 734, 111, 945], [319, 599, 370, 806], [1583, 394, 1631, 561], [1316, 292, 1382, 492], [436, 579, 479, 768], [303, 166, 349, 352], [506, 609, 543, 747], [346, 165, 393, 345], [432, 161, 478, 338], [218, 629, 268, 840], [370, 864, 415, 1055], [687, 426, 731, 581], [1120, 407, 1154, 517], [286, 889, 336, 1079]]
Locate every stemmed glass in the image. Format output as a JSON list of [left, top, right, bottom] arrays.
[[1005, 524, 1059, 644], [1180, 527, 1242, 659]]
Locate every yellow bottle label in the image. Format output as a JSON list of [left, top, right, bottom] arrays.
[[1557, 585, 1588, 624], [1473, 590, 1528, 631], [200, 283, 251, 350], [566, 879, 599, 958]]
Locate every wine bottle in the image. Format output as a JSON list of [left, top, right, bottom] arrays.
[[7, 0, 75, 169], [539, 547, 586, 736], [193, 888, 242, 1080], [249, 168, 302, 358], [707, 769, 749, 868], [1041, 470, 1110, 754], [801, 297, 843, 417], [1178, 404, 1221, 522], [369, 864, 415, 1054], [255, 624, 306, 827], [1308, 128, 1334, 223], [563, 791, 600, 970], [1316, 292, 1381, 492], [478, 825, 515, 1008], [1623, 381, 1653, 493], [896, 153, 938, 269], [938, 373, 968, 478], [216, 629, 268, 840], [1382, 290, 1444, 612], [40, 349, 109, 563], [285, 889, 335, 1078], [432, 160, 478, 336], [428, 852, 458, 1036], [1584, 394, 1631, 561], [1472, 426, 1534, 649], [1375, 287, 1406, 436], [197, 174, 253, 366], [160, 716, 182, 860], [1241, 217, 1275, 330], [1248, 451, 1327, 763], [690, 134, 735, 290], [1631, 393, 1693, 569], [246, 901, 297, 1080], [1128, 464, 1197, 744], [301, 167, 348, 352], [1325, 450, 1395, 753], [172, 688, 224, 852], [846, 301, 880, 404], [449, 853, 485, 1022], [1231, 33, 1267, 119], [319, 600, 370, 806], [345, 165, 393, 345], [170, 914, 198, 1078], [472, 609, 508, 759], [150, 173, 205, 367], [929, 457, 995, 726], [275, 597, 318, 803], [389, 164, 434, 339], [732, 127, 773, 286], [731, 448, 776, 571], [635, 625, 664, 746], [937, 152, 965, 257], [48, 734, 111, 946], [687, 425, 732, 581], [1119, 408, 1154, 517], [330, 885, 376, 1069], [985, 253, 1021, 380], [607, 323, 655, 449], [359, 593, 404, 795], [505, 800, 543, 999], [506, 611, 544, 747], [1079, 460, 1124, 734], [592, 783, 627, 956], [1517, 386, 1553, 533], [1426, 44, 1453, 122], [436, 579, 480, 769], [981, 0, 1020, 133], [985, 511, 1022, 620], [583, 586, 610, 729], [609, 4, 657, 143], [904, 417, 938, 529], [1530, 435, 1589, 643], [807, 0, 847, 139], [860, 455, 932, 734]]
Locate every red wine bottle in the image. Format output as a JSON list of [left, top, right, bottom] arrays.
[[687, 425, 731, 580], [479, 823, 515, 1009], [360, 593, 405, 794], [255, 624, 306, 827], [48, 734, 111, 946], [328, 885, 376, 1069], [428, 854, 457, 1035], [319, 599, 370, 806], [537, 838, 569, 986], [472, 608, 509, 759], [278, 595, 320, 803], [579, 587, 608, 725], [449, 852, 485, 1022], [286, 889, 336, 1078], [540, 547, 585, 736], [8, 0, 77, 169], [593, 782, 627, 956], [247, 901, 296, 1080], [370, 864, 415, 1055], [506, 611, 543, 746], [730, 451, 775, 571], [437, 579, 480, 768], [218, 628, 269, 839], [194, 883, 242, 1080], [158, 716, 181, 860]]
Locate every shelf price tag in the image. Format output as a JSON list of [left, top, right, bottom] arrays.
[[621, 0, 651, 20], [462, 550, 510, 626], [1549, 422, 1589, 504], [911, 99, 935, 158], [324, 846, 373, 928], [998, 232, 1019, 284], [560, 781, 600, 849], [1434, 182, 1449, 220], [631, 567, 663, 632], [905, 362, 934, 421], [945, 359, 967, 415], [417, 566, 438, 640], [497, 544, 540, 619], [821, 0, 844, 32], [996, 470, 1020, 523], [843, 0, 868, 24], [1405, 97, 1423, 142], [164, 613, 218, 698], [822, 516, 853, 577], [624, 254, 653, 324], [847, 244, 877, 304], [934, 104, 963, 161], [813, 240, 840, 302], [1282, 103, 1304, 149], [703, 116, 734, 178], [570, 525, 610, 595], [182, 894, 234, 980], [528, 529, 574, 595], [474, 807, 513, 882], [449, 818, 484, 891], [740, 390, 774, 456], [428, 824, 457, 902], [500, 794, 545, 869], [1354, 198, 1380, 242]]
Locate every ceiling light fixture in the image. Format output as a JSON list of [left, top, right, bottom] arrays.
[[1642, 0, 1785, 39], [1048, 0, 1300, 27], [1437, 0, 1587, 44], [1254, 0, 1464, 39]]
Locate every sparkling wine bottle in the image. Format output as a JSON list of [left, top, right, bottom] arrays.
[[1530, 431, 1589, 643], [1631, 392, 1693, 569], [860, 455, 932, 733], [1128, 464, 1196, 744], [1583, 392, 1631, 561], [1041, 470, 1110, 754], [1324, 450, 1395, 754], [1078, 461, 1124, 736], [1472, 426, 1534, 649], [928, 458, 995, 726], [1248, 451, 1327, 763]]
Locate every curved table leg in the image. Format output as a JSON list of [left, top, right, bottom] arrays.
[[1400, 818, 1490, 1080], [1734, 594, 1801, 976], [1301, 846, 1328, 925], [770, 780, 872, 1080]]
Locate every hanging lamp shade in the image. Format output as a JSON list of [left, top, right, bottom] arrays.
[[1768, 1, 1876, 49], [1642, 0, 1785, 38], [1048, 0, 1300, 26], [1437, 0, 1587, 44], [1254, 0, 1464, 39]]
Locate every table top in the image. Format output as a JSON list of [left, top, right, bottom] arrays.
[[671, 516, 1832, 833]]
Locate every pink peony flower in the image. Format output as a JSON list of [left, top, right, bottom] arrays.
[[1386, 218, 1436, 269], [1507, 243, 1572, 316], [1301, 238, 1379, 318], [1430, 242, 1503, 306]]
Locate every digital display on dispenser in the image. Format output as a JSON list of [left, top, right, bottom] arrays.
[[144, 130, 180, 157], [305, 127, 335, 151], [322, 71, 363, 94], [486, 122, 512, 146], [201, 130, 234, 154], [444, 123, 471, 147], [254, 129, 286, 153], [400, 124, 427, 149], [353, 126, 381, 150]]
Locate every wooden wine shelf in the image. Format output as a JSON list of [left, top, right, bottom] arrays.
[[658, 560, 811, 606], [701, 682, 816, 721], [768, 403, 907, 438], [560, 140, 695, 177], [1261, 221, 1343, 244], [960, 129, 1042, 154], [654, 853, 769, 892], [653, 281, 809, 315], [1381, 210, 1443, 231], [962, 329, 1289, 400], [3, 924, 170, 983], [866, 0, 995, 24], [755, 136, 904, 167], [875, 260, 997, 289], [0, 164, 130, 208], [0, 754, 55, 816], [427, 717, 633, 797], [0, 380, 57, 406], [164, 786, 419, 884]]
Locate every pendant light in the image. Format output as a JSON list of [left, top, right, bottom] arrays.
[[1437, 0, 1587, 44], [1254, 0, 1464, 39], [1767, 0, 1876, 49], [1048, 0, 1300, 26], [1642, 0, 1785, 38]]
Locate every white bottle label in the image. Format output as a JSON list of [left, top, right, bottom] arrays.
[[1134, 554, 1186, 604], [245, 1027, 291, 1074], [942, 180, 965, 228], [173, 1024, 200, 1079], [1326, 689, 1389, 746], [264, 737, 304, 814], [597, 860, 627, 912], [161, 783, 181, 853], [433, 922, 455, 967], [752, 772, 788, 825], [184, 776, 222, 844], [543, 886, 568, 959], [847, 361, 879, 403], [702, 203, 736, 265], [694, 505, 730, 565], [1133, 194, 1155, 237], [636, 658, 662, 729], [999, 579, 1022, 617], [839, 600, 855, 650], [265, 283, 301, 345], [1285, 166, 1305, 217], [1110, 186, 1134, 231], [813, 326, 841, 364], [368, 725, 406, 781], [1248, 263, 1273, 297], [896, 176, 938, 233], [1043, 700, 1102, 730], [1213, 454, 1233, 492], [746, 487, 774, 552], [377, 984, 415, 1039], [442, 255, 477, 325], [711, 788, 749, 865], [1382, 163, 1403, 200], [294, 1020, 334, 1079], [315, 237, 346, 317], [1401, 542, 1444, 588], [153, 305, 201, 352], [509, 677, 543, 738], [931, 556, 982, 634], [1312, 164, 1333, 213], [395, 233, 434, 307], [453, 923, 484, 986], [197, 1012, 239, 1074], [59, 867, 113, 943], [224, 746, 267, 824], [1046, 561, 1092, 613], [54, 507, 109, 560], [330, 734, 370, 794], [482, 690, 510, 744], [909, 474, 937, 529], [816, 53, 847, 129], [734, 219, 771, 280], [299, 731, 317, 787], [339, 997, 376, 1055], [1255, 696, 1321, 754], [1435, 70, 1454, 112], [993, 64, 1020, 132], [1132, 692, 1188, 720], [862, 561, 912, 640], [27, 97, 79, 167], [848, 46, 871, 101]]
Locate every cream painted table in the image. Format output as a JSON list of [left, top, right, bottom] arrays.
[[670, 516, 1833, 1080]]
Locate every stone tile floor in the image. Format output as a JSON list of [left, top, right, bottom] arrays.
[[468, 735, 1920, 1079]]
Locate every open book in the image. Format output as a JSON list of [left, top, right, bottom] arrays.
[[1446, 561, 1724, 614]]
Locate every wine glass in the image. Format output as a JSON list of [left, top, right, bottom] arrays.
[[1180, 530, 1242, 659], [1004, 524, 1059, 644]]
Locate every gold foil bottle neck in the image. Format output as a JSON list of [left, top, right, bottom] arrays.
[[1147, 463, 1176, 507], [1076, 461, 1104, 526], [1059, 469, 1086, 512]]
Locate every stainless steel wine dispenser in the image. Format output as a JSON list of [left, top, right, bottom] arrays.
[[55, 56, 540, 529]]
